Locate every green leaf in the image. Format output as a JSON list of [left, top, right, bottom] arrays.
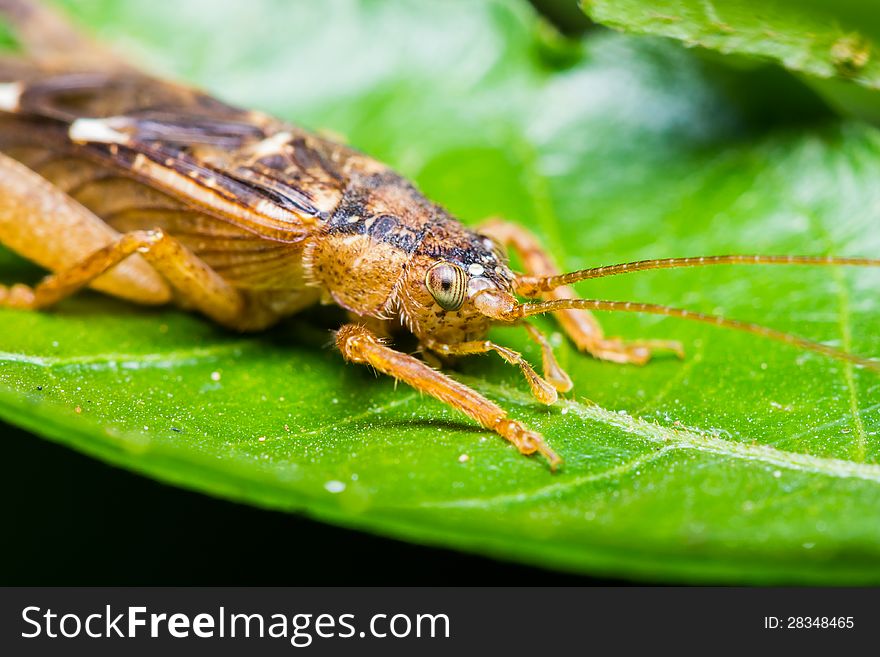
[[3, 0, 880, 583], [581, 0, 880, 122], [581, 0, 880, 86]]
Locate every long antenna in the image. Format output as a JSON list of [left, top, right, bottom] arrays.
[[516, 255, 880, 296], [518, 298, 880, 371]]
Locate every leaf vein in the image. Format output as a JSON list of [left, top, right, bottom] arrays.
[[0, 345, 246, 371], [830, 266, 868, 461]]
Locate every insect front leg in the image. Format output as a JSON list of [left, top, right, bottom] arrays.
[[422, 336, 565, 405], [478, 217, 683, 365], [336, 324, 562, 470]]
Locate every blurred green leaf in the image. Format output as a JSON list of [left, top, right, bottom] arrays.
[[2, 0, 880, 583], [582, 0, 880, 84], [581, 0, 880, 121]]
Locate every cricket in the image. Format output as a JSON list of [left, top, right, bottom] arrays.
[[1, 0, 879, 471]]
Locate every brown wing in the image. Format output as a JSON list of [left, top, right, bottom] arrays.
[[0, 65, 350, 240], [0, 1, 354, 244]]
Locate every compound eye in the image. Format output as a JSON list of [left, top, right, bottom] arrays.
[[425, 262, 467, 311]]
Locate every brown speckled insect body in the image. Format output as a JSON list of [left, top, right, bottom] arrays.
[[2, 0, 880, 471]]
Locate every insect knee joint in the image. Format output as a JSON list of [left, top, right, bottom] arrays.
[[118, 228, 167, 255], [139, 228, 168, 248], [336, 324, 374, 363], [144, 228, 166, 241]]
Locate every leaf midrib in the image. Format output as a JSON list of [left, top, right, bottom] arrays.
[[448, 380, 880, 499], [0, 345, 245, 370]]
